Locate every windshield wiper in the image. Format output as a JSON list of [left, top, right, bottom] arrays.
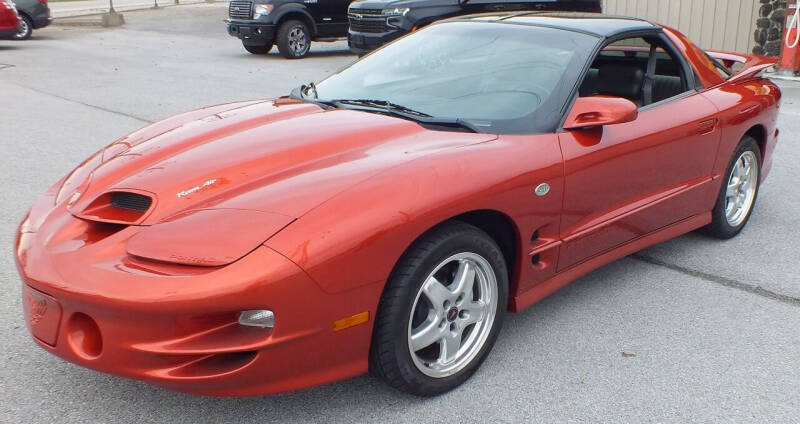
[[289, 83, 336, 109], [334, 99, 431, 117], [333, 99, 481, 133]]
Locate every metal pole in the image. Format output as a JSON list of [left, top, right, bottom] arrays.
[[103, 0, 124, 27]]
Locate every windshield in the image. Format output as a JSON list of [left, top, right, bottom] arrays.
[[314, 22, 599, 134]]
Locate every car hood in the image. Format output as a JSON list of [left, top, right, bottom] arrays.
[[64, 98, 497, 227]]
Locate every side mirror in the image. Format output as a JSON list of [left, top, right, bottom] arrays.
[[563, 96, 638, 130]]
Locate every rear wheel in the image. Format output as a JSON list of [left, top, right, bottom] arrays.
[[703, 135, 761, 238], [242, 42, 272, 54], [370, 221, 508, 396], [276, 20, 310, 59], [14, 15, 32, 40]]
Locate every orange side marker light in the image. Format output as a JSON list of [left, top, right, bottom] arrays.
[[333, 311, 369, 332]]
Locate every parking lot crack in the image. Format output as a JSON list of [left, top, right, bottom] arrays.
[[13, 83, 153, 124], [632, 254, 800, 307]]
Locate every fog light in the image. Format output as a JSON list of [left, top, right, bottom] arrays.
[[238, 310, 274, 328]]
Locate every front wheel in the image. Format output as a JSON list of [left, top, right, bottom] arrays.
[[14, 15, 32, 40], [702, 135, 762, 238], [242, 42, 273, 55], [276, 20, 310, 59], [370, 221, 508, 396]]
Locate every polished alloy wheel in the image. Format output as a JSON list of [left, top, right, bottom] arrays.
[[14, 17, 30, 40], [408, 252, 497, 378], [724, 150, 758, 227], [288, 26, 308, 56]]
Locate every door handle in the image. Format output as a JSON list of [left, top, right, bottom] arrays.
[[697, 118, 718, 135]]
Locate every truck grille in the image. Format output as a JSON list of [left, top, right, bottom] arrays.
[[349, 8, 383, 16], [348, 17, 389, 33], [228, 1, 252, 19]]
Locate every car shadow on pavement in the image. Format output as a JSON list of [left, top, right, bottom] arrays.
[[251, 49, 354, 59], [303, 49, 356, 58]]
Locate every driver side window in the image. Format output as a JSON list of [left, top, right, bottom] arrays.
[[578, 36, 691, 108]]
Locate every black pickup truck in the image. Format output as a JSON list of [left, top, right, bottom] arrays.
[[347, 0, 602, 55], [226, 0, 350, 59]]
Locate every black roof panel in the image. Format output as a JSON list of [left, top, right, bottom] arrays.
[[457, 12, 659, 37]]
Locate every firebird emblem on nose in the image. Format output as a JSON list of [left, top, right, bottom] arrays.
[[25, 293, 48, 326]]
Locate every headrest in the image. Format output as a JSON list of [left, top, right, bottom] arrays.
[[597, 64, 644, 101]]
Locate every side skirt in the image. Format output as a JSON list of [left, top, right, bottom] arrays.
[[510, 212, 711, 312]]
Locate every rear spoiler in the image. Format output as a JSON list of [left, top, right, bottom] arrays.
[[706, 50, 778, 82]]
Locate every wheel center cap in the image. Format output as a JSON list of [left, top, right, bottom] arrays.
[[447, 307, 459, 322]]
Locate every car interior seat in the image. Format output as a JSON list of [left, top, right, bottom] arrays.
[[596, 64, 644, 106]]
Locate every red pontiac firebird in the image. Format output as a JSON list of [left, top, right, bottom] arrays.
[[16, 13, 780, 397], [0, 0, 21, 39]]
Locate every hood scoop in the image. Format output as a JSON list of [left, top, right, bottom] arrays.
[[110, 192, 153, 212], [73, 190, 156, 225]]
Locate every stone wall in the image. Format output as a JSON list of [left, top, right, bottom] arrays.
[[754, 0, 787, 56]]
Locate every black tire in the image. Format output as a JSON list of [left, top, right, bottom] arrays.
[[276, 20, 310, 59], [702, 135, 762, 239], [242, 42, 273, 55], [369, 221, 508, 396], [14, 15, 32, 41]]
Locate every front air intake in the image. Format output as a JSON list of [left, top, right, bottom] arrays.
[[110, 192, 152, 212], [77, 191, 155, 225]]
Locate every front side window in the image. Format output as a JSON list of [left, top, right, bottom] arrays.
[[315, 22, 599, 134], [579, 35, 691, 107]]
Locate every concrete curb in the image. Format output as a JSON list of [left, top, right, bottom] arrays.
[[51, 0, 220, 20], [767, 73, 800, 82]]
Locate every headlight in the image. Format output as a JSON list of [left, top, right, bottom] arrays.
[[382, 7, 409, 16], [126, 208, 294, 267], [253, 3, 273, 18]]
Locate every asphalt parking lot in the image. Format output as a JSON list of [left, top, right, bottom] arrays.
[[2, 4, 800, 422]]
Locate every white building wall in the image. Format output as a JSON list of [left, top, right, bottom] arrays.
[[603, 0, 759, 53]]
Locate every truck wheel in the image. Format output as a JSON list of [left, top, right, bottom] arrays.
[[277, 20, 310, 59], [243, 42, 273, 55]]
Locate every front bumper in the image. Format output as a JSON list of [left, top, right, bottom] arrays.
[[226, 19, 275, 45], [32, 14, 52, 29], [0, 27, 16, 39], [15, 192, 383, 396], [347, 29, 404, 55], [29, 3, 52, 28]]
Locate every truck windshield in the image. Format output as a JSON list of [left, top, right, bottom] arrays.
[[315, 21, 599, 134]]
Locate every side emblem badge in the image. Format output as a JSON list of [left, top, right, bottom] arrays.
[[534, 183, 550, 197]]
